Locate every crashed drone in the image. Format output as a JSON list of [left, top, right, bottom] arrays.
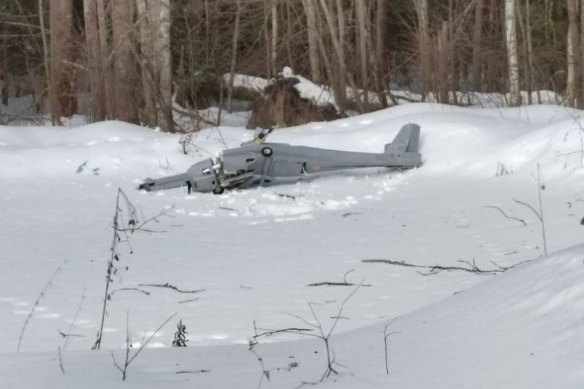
[[139, 123, 422, 194]]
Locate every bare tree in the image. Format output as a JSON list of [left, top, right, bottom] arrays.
[[505, 0, 521, 106], [374, 0, 389, 107], [112, 0, 139, 123], [437, 22, 449, 103], [319, 0, 347, 111], [523, 0, 536, 104], [271, 0, 278, 76], [580, 0, 584, 106], [355, 0, 369, 108], [84, 0, 106, 121], [134, 0, 173, 132], [158, 0, 174, 132], [227, 0, 242, 113], [567, 0, 578, 107], [135, 0, 157, 127], [302, 0, 322, 83], [414, 0, 430, 100], [472, 0, 484, 91], [50, 0, 77, 119]]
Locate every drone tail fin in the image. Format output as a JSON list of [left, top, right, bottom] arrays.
[[387, 123, 420, 154], [384, 123, 422, 168]]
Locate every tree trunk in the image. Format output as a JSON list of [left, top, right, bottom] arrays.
[[135, 0, 157, 127], [374, 0, 388, 107], [158, 0, 174, 132], [227, 0, 242, 113], [302, 0, 322, 83], [1, 18, 7, 106], [318, 0, 347, 111], [84, 0, 106, 121], [286, 1, 294, 68], [414, 0, 430, 100], [112, 0, 139, 123], [96, 0, 113, 117], [356, 0, 369, 109], [50, 0, 77, 118], [517, 0, 534, 104], [437, 22, 449, 104], [580, 0, 584, 107], [525, 0, 537, 103], [472, 0, 484, 91], [567, 0, 578, 107], [505, 0, 521, 106], [271, 0, 278, 75], [39, 0, 56, 123]]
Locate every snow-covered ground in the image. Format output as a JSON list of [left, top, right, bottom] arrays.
[[1, 103, 584, 388]]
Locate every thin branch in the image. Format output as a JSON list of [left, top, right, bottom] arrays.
[[483, 205, 527, 226], [307, 270, 372, 287], [362, 258, 517, 275], [127, 312, 177, 366], [383, 321, 399, 375], [58, 346, 65, 375], [18, 261, 66, 352], [108, 287, 151, 298], [512, 197, 542, 221], [177, 297, 200, 304], [326, 281, 363, 338], [306, 281, 371, 287], [253, 327, 314, 340], [138, 283, 205, 294]]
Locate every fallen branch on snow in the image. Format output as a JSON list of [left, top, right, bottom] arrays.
[[138, 282, 205, 294], [361, 258, 527, 276]]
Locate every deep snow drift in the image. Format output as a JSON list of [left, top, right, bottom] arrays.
[[1, 103, 584, 388]]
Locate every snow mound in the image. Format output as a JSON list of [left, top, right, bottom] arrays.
[[343, 244, 584, 388]]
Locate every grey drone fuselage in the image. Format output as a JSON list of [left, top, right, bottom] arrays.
[[139, 123, 422, 194]]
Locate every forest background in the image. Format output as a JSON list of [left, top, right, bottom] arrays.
[[0, 0, 582, 133]]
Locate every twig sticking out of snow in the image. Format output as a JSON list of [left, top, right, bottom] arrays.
[[511, 164, 548, 257], [17, 260, 67, 352], [112, 312, 177, 381], [384, 320, 399, 376], [252, 282, 364, 384], [93, 189, 171, 351]]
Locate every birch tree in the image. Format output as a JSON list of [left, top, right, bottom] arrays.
[[505, 0, 521, 106]]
